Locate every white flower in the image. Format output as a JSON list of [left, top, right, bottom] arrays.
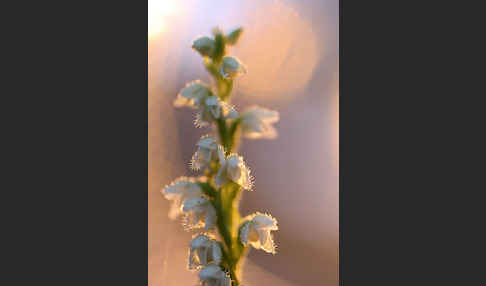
[[219, 56, 247, 78], [215, 149, 253, 190], [240, 212, 278, 254], [161, 177, 203, 219], [191, 136, 219, 171], [195, 95, 221, 127], [240, 106, 279, 139], [174, 80, 238, 127], [188, 234, 222, 270], [195, 96, 239, 127], [173, 80, 212, 108], [182, 197, 217, 231], [199, 265, 231, 286], [192, 36, 215, 57]]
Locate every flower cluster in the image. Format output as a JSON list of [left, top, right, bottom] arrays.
[[160, 27, 279, 286], [174, 80, 238, 127]]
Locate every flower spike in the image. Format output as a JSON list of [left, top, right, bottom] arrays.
[[160, 27, 280, 286]]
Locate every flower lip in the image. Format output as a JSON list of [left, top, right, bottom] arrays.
[[219, 56, 247, 78], [215, 152, 253, 191], [173, 80, 212, 108], [191, 135, 219, 170], [161, 177, 203, 219], [193, 95, 236, 128], [182, 196, 217, 231], [190, 233, 211, 248], [197, 135, 217, 148], [199, 265, 230, 286], [239, 212, 278, 254], [240, 105, 280, 140], [188, 234, 222, 270]]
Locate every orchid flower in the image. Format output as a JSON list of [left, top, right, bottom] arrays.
[[240, 106, 279, 139], [192, 36, 215, 57], [182, 197, 217, 231], [199, 265, 231, 286], [189, 234, 223, 269], [161, 177, 203, 219], [215, 148, 253, 190], [219, 56, 247, 78], [240, 212, 278, 254], [191, 136, 219, 171]]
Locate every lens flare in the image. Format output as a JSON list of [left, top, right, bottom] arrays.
[[231, 0, 321, 102], [148, 0, 180, 38]]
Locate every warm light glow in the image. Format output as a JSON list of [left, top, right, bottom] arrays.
[[148, 0, 179, 38], [231, 1, 321, 102]]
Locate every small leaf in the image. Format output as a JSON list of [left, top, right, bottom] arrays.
[[226, 27, 243, 45], [192, 36, 215, 57]]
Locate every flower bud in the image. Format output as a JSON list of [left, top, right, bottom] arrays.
[[192, 36, 215, 57], [219, 56, 247, 78]]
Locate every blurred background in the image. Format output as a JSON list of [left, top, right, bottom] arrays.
[[148, 0, 338, 285]]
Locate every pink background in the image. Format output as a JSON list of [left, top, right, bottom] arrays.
[[149, 0, 338, 285]]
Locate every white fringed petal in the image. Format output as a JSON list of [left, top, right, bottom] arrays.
[[175, 79, 240, 128], [182, 197, 217, 231], [188, 234, 222, 270], [219, 56, 247, 78], [191, 136, 219, 171], [227, 155, 252, 190], [240, 106, 280, 139], [173, 80, 212, 108], [215, 151, 253, 190], [194, 96, 238, 128], [161, 177, 203, 219], [205, 96, 222, 119], [239, 212, 278, 254], [199, 265, 231, 286]]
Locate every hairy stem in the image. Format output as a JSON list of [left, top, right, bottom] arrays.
[[208, 38, 245, 285], [213, 187, 241, 285]]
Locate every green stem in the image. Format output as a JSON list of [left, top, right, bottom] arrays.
[[207, 37, 244, 285], [213, 189, 241, 285], [216, 118, 230, 153], [214, 183, 245, 283]]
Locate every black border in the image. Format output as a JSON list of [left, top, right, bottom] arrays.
[[7, 1, 149, 284]]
